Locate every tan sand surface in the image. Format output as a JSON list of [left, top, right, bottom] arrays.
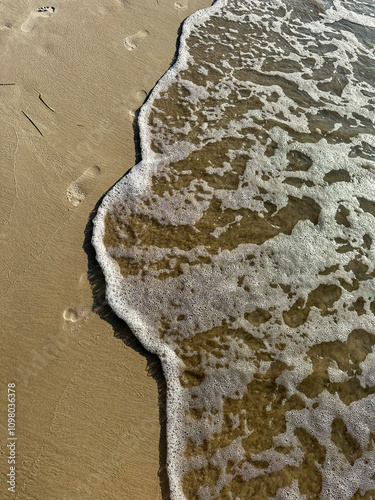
[[0, 0, 211, 498]]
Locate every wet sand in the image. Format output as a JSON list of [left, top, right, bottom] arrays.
[[0, 0, 211, 498]]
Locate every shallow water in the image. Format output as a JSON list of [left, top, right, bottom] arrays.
[[93, 0, 375, 498]]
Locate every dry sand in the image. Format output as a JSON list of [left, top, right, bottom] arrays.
[[0, 0, 211, 498]]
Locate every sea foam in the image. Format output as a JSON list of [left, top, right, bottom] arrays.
[[93, 0, 375, 498]]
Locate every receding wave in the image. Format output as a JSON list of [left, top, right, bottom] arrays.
[[92, 0, 375, 498]]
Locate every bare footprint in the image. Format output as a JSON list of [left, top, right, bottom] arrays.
[[67, 165, 101, 207], [136, 90, 148, 103], [63, 308, 84, 323], [63, 274, 92, 327], [123, 29, 149, 51], [174, 1, 189, 11], [62, 306, 90, 332], [21, 6, 55, 33], [128, 90, 148, 121]]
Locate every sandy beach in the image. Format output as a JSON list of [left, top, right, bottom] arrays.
[[0, 0, 210, 498]]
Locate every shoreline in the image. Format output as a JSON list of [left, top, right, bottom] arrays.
[[91, 3, 221, 497], [0, 1, 211, 498]]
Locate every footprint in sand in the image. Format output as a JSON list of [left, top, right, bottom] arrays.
[[128, 90, 148, 120], [136, 90, 148, 103], [123, 29, 149, 51], [21, 6, 55, 33], [63, 274, 91, 326], [174, 1, 189, 11], [63, 308, 84, 323], [67, 165, 101, 207], [63, 305, 90, 330]]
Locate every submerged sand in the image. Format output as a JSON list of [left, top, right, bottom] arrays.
[[0, 0, 210, 498]]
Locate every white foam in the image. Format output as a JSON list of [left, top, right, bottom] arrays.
[[93, 0, 375, 497]]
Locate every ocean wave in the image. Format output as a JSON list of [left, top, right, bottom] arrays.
[[93, 0, 375, 498]]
